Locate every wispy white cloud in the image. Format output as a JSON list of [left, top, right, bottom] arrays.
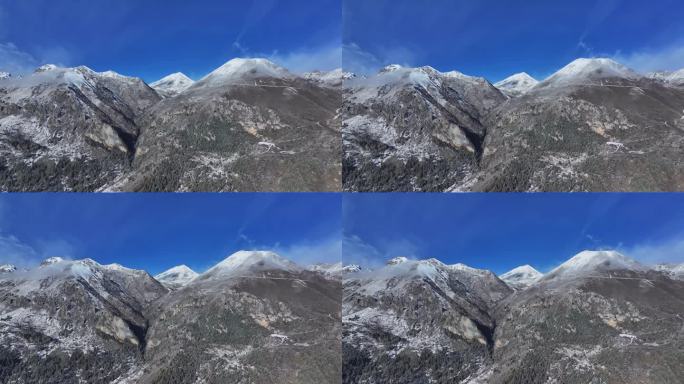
[[267, 43, 341, 73], [271, 235, 341, 266], [342, 234, 421, 268], [0, 41, 73, 75], [342, 42, 418, 75], [619, 235, 684, 266], [613, 43, 684, 73]]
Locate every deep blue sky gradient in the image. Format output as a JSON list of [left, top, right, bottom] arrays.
[[343, 0, 684, 81], [0, 0, 341, 81], [0, 193, 341, 274], [343, 193, 684, 274]]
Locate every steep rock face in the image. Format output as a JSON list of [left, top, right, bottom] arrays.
[[475, 59, 684, 192], [0, 65, 161, 191], [139, 251, 342, 384], [0, 258, 167, 383], [343, 258, 512, 384], [484, 251, 684, 383], [114, 59, 342, 192], [342, 65, 507, 192]]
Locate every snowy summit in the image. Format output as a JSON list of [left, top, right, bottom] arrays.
[[198, 58, 293, 85], [494, 72, 539, 97], [499, 265, 542, 289], [541, 58, 639, 87], [199, 250, 300, 280], [545, 250, 645, 282], [154, 264, 198, 289], [151, 72, 195, 97]]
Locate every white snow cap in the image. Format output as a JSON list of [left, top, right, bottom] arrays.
[[543, 58, 639, 85], [202, 250, 300, 279], [548, 250, 646, 280], [40, 256, 65, 266], [494, 72, 539, 97], [154, 264, 198, 287], [34, 64, 58, 73], [648, 68, 684, 84], [0, 264, 17, 273], [151, 72, 195, 96], [200, 58, 292, 84], [303, 68, 355, 85], [0, 72, 10, 80], [387, 256, 409, 265], [500, 264, 543, 288]]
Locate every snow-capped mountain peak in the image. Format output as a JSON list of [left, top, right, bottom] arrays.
[[546, 250, 646, 281], [387, 256, 409, 265], [154, 264, 198, 288], [0, 71, 10, 80], [647, 68, 684, 85], [34, 64, 58, 73], [40, 256, 65, 266], [379, 64, 403, 73], [543, 58, 639, 86], [201, 250, 300, 280], [151, 72, 195, 97], [494, 72, 539, 97], [0, 264, 17, 273], [200, 58, 292, 85], [302, 68, 355, 86], [500, 264, 542, 289]]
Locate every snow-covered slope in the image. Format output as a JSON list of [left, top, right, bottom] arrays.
[[307, 262, 361, 277], [196, 58, 293, 86], [499, 264, 542, 289], [0, 71, 10, 80], [197, 250, 300, 281], [494, 72, 539, 97], [0, 264, 16, 273], [655, 263, 684, 280], [543, 250, 646, 283], [303, 68, 355, 87], [648, 68, 684, 86], [154, 265, 198, 289], [150, 72, 195, 97], [539, 58, 639, 89]]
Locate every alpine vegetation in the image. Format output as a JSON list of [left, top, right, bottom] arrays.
[[0, 60, 345, 192], [342, 58, 684, 192], [342, 251, 684, 383], [0, 251, 342, 384]]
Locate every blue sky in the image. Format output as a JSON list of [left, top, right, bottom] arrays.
[[0, 0, 341, 81], [343, 193, 684, 274], [343, 0, 684, 81], [0, 194, 341, 275]]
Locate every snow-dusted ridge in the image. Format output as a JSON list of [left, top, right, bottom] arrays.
[[500, 264, 543, 289], [539, 58, 640, 89], [154, 265, 198, 288], [197, 250, 300, 281], [151, 72, 195, 97], [494, 72, 539, 97], [197, 58, 293, 86]]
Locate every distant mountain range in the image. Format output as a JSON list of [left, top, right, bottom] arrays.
[[2, 249, 682, 383], [0, 251, 342, 383], [3, 57, 684, 191], [343, 250, 684, 383], [0, 59, 345, 192], [342, 58, 684, 192]]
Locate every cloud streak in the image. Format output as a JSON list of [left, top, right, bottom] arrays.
[[613, 43, 684, 73]]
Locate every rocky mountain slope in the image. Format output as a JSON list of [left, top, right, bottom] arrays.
[[0, 251, 342, 384], [343, 58, 684, 192], [343, 251, 684, 383], [0, 60, 342, 192], [342, 65, 506, 191]]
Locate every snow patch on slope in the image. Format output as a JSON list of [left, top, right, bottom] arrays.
[[494, 72, 539, 97]]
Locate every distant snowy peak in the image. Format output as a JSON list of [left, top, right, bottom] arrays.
[[154, 265, 198, 288], [0, 71, 10, 80], [655, 263, 684, 280], [201, 250, 300, 279], [199, 58, 293, 85], [648, 68, 684, 85], [379, 64, 403, 73], [545, 250, 646, 281], [494, 72, 539, 97], [40, 256, 65, 266], [387, 256, 409, 265], [303, 68, 355, 86], [500, 265, 542, 289], [151, 72, 195, 97], [0, 264, 17, 273], [35, 64, 58, 73], [542, 58, 639, 86]]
